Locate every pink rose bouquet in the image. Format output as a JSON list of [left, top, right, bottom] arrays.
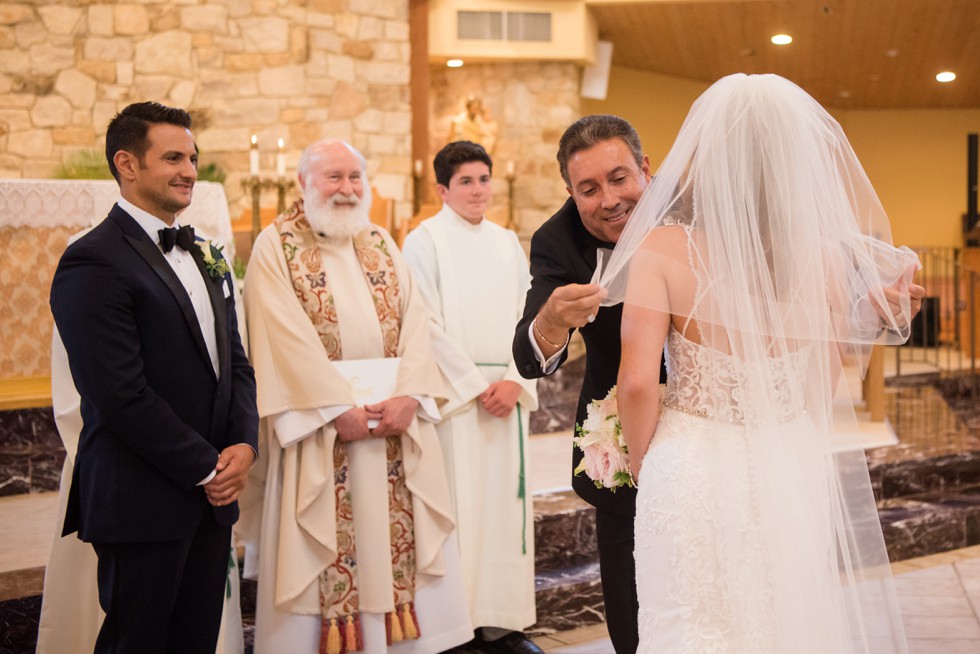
[[573, 386, 633, 490]]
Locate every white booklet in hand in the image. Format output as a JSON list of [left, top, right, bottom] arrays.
[[332, 357, 401, 429]]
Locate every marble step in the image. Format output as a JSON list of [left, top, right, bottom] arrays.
[[879, 486, 980, 561], [530, 562, 605, 636], [871, 452, 980, 502], [527, 491, 606, 634], [532, 491, 597, 572]]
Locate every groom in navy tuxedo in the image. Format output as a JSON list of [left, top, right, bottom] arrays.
[[513, 115, 659, 654], [50, 102, 258, 654]]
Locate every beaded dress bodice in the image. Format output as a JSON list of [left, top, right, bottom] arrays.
[[662, 326, 811, 424]]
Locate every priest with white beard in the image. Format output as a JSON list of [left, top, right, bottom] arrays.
[[238, 139, 473, 654], [402, 141, 540, 654]]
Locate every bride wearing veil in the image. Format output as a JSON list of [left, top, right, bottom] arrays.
[[599, 74, 919, 652]]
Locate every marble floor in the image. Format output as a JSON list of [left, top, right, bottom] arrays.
[[530, 545, 980, 653]]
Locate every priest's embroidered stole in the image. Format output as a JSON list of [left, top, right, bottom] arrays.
[[276, 201, 420, 653]]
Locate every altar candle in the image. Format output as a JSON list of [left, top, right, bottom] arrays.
[[276, 138, 286, 177], [413, 159, 423, 177], [249, 135, 259, 176]]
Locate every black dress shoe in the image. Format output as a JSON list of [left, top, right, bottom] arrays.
[[439, 638, 480, 653], [479, 631, 545, 654]]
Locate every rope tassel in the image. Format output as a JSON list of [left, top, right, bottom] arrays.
[[401, 602, 420, 639], [348, 614, 362, 652], [386, 609, 405, 645], [323, 617, 342, 654]]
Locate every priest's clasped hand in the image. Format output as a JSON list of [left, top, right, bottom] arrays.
[[335, 407, 381, 442], [336, 398, 421, 443], [364, 396, 420, 438]]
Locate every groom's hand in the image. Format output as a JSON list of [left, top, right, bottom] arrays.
[[204, 444, 255, 506]]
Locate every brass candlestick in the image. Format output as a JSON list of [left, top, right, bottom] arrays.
[[412, 160, 423, 216], [275, 177, 294, 215], [242, 176, 262, 244], [241, 176, 296, 243]]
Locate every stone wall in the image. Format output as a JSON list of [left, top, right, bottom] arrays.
[[0, 0, 414, 220], [430, 62, 581, 238]]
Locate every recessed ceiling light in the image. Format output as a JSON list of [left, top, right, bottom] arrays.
[[839, 90, 851, 98], [936, 71, 956, 83], [771, 34, 793, 45], [885, 49, 899, 58], [447, 59, 464, 68]]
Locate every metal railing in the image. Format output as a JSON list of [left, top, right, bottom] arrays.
[[893, 246, 979, 379]]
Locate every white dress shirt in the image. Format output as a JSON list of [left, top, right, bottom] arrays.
[[529, 321, 568, 374], [119, 198, 219, 378]]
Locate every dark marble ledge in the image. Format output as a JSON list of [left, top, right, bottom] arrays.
[[879, 496, 980, 562], [533, 489, 592, 517], [529, 355, 586, 435], [0, 593, 40, 654], [0, 407, 64, 496], [531, 563, 605, 636], [535, 561, 601, 592], [871, 452, 980, 501], [534, 493, 598, 572]]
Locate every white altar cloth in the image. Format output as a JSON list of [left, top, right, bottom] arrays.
[[0, 179, 236, 259]]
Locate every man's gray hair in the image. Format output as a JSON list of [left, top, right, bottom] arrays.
[[296, 138, 372, 211], [556, 115, 643, 186], [297, 139, 368, 185]]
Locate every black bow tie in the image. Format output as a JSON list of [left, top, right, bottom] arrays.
[[159, 225, 196, 253]]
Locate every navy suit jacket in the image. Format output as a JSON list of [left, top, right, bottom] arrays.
[[50, 204, 258, 543], [513, 198, 666, 518]]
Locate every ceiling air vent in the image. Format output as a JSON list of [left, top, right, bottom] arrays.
[[457, 10, 552, 42]]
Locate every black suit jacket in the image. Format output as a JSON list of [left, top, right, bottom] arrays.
[[50, 204, 258, 543], [513, 198, 665, 517]]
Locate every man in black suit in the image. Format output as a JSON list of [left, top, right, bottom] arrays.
[[50, 102, 258, 654], [513, 115, 659, 653]]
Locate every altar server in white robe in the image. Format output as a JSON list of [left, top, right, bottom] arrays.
[[38, 226, 244, 654], [239, 139, 473, 654], [402, 141, 541, 653]]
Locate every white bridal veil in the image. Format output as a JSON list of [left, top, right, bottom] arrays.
[[601, 74, 916, 652]]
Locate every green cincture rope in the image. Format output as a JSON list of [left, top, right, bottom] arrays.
[[476, 363, 527, 554]]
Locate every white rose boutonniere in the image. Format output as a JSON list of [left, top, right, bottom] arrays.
[[196, 240, 231, 280]]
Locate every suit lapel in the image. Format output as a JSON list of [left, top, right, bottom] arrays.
[[109, 207, 215, 374]]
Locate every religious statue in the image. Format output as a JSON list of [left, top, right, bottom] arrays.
[[448, 95, 498, 154]]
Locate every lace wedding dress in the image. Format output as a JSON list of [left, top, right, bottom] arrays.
[[634, 326, 905, 653]]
